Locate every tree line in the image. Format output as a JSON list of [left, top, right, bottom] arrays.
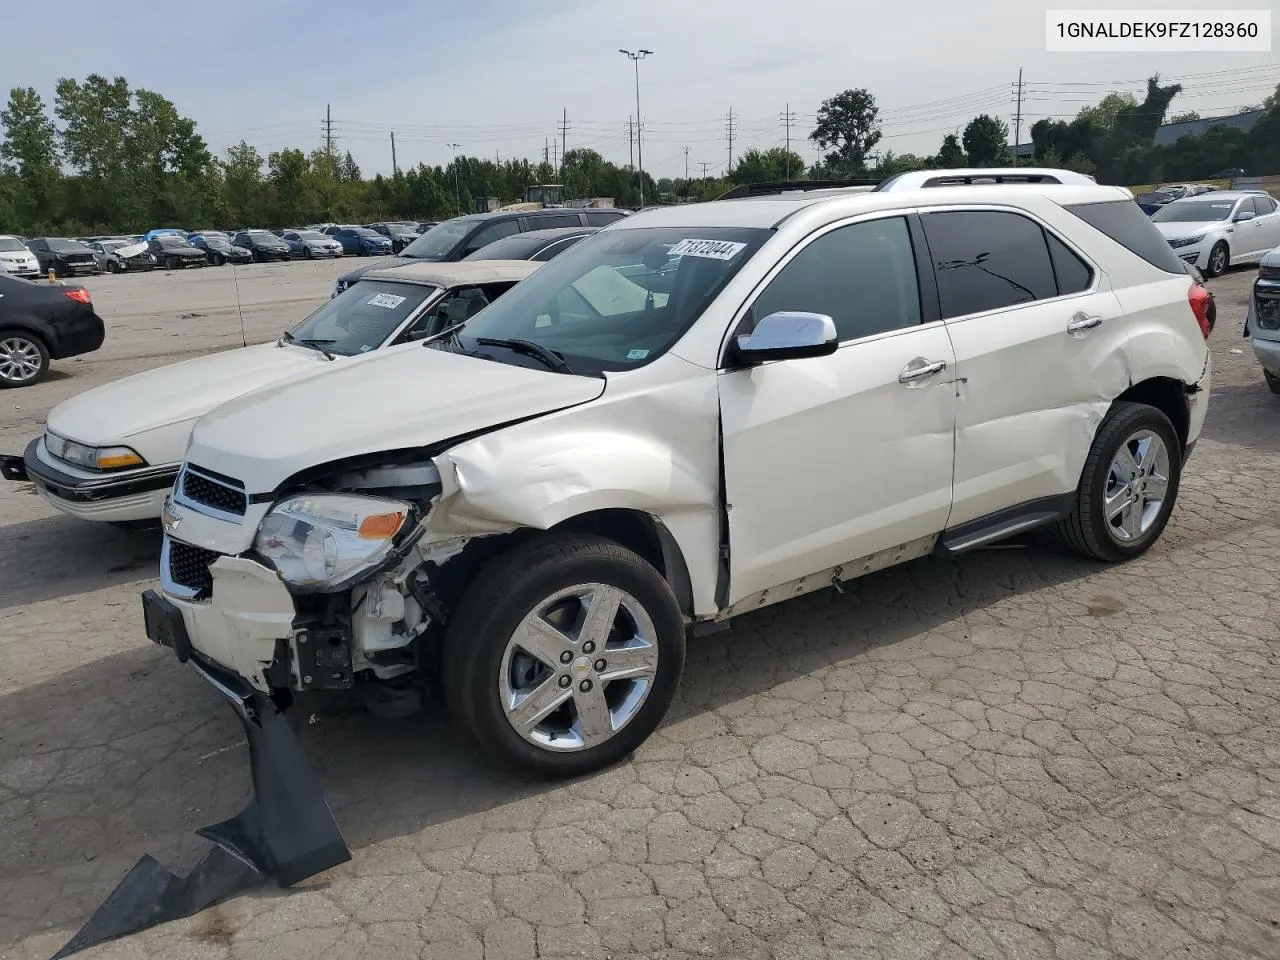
[[2, 73, 1278, 236]]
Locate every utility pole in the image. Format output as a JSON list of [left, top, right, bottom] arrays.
[[683, 146, 690, 184], [559, 108, 569, 176], [324, 103, 333, 160], [627, 117, 634, 168], [780, 103, 799, 179], [552, 138, 557, 172], [447, 143, 461, 212], [390, 130, 398, 177], [620, 48, 653, 207], [544, 138, 549, 165], [1012, 68, 1025, 165], [725, 107, 736, 172]]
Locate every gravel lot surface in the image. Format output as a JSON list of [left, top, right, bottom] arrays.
[[1, 263, 1277, 960]]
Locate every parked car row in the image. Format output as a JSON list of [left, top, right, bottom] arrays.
[[1150, 189, 1280, 277]]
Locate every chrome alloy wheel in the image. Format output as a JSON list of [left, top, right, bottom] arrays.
[[0, 336, 44, 384], [1104, 429, 1170, 543], [498, 583, 659, 752]]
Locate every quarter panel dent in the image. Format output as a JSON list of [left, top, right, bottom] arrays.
[[426, 356, 723, 616]]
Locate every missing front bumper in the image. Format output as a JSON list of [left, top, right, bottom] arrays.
[[50, 593, 352, 959]]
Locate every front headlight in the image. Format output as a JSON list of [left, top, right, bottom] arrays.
[[1169, 234, 1206, 249], [255, 493, 412, 591], [45, 431, 146, 471]]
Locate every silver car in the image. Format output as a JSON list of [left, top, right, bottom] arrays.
[[1246, 245, 1280, 394]]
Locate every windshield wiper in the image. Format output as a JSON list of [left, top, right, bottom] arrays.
[[280, 330, 337, 360], [474, 337, 575, 375]]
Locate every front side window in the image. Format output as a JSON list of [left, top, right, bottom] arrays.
[[748, 216, 921, 342], [921, 211, 1057, 319], [287, 280, 440, 356], [449, 226, 769, 375], [465, 220, 522, 254]]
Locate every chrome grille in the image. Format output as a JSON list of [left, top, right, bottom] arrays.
[[180, 464, 247, 516], [168, 540, 218, 599]]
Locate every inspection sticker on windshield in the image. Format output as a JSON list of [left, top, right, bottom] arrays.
[[668, 238, 747, 261], [365, 292, 406, 309], [627, 348, 650, 360]]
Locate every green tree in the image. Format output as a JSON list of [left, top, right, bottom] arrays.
[[935, 133, 966, 166], [962, 114, 1009, 166], [1, 87, 61, 226], [340, 150, 361, 183], [1076, 92, 1137, 131], [810, 88, 881, 175], [223, 141, 264, 224], [1168, 111, 1200, 124], [730, 147, 806, 183]]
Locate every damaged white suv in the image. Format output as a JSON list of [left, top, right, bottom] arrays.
[[145, 170, 1212, 777]]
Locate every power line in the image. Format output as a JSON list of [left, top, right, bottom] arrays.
[[725, 106, 736, 171]]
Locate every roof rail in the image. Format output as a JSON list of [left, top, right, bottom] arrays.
[[716, 178, 880, 200], [874, 168, 1098, 191]]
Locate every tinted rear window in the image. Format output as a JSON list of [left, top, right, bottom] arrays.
[[1064, 200, 1186, 274], [585, 211, 627, 226]]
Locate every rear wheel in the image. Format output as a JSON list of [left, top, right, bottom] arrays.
[[1054, 402, 1181, 562], [443, 534, 686, 778], [1205, 241, 1229, 278], [0, 330, 51, 388]]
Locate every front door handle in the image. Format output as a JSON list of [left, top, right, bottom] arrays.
[[898, 358, 947, 385], [1067, 312, 1103, 336]]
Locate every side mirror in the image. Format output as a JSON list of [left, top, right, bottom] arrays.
[[731, 311, 839, 366], [1234, 210, 1256, 222]]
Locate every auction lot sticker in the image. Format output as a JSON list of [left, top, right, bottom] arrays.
[[668, 239, 747, 260]]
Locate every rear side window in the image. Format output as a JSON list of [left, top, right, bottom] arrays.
[[585, 211, 626, 226], [1064, 200, 1185, 274], [533, 214, 582, 229], [1045, 233, 1093, 295], [921, 211, 1057, 318]]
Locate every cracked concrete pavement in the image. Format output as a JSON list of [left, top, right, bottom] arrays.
[[1, 263, 1277, 959]]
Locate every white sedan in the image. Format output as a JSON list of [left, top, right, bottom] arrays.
[[2, 260, 538, 525], [1151, 190, 1280, 277]]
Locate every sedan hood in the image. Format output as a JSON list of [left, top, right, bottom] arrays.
[[185, 344, 606, 493], [1261, 246, 1280, 269], [46, 343, 326, 448], [115, 241, 148, 258], [1152, 222, 1212, 241]]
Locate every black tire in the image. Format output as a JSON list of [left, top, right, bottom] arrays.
[[253, 249, 264, 263], [1054, 402, 1181, 562], [1204, 241, 1228, 278], [106, 260, 120, 274], [1264, 370, 1280, 395], [0, 328, 51, 388], [304, 247, 313, 259], [442, 533, 686, 778], [212, 253, 225, 266]]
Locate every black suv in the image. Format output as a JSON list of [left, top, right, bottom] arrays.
[[332, 207, 629, 296]]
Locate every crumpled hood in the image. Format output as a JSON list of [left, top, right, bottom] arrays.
[[47, 343, 325, 446], [184, 344, 607, 493], [115, 241, 148, 258]]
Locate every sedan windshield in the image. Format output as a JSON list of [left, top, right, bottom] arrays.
[[448, 227, 769, 375], [400, 218, 475, 259], [287, 280, 440, 356], [1151, 199, 1237, 223], [294, 231, 327, 241], [351, 228, 381, 238], [159, 237, 193, 248], [48, 239, 90, 253], [0, 238, 29, 252]]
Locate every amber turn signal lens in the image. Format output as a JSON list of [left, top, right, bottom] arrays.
[[96, 450, 145, 469], [357, 512, 405, 540]]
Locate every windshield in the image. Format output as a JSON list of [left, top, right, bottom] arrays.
[[48, 239, 89, 253], [287, 280, 441, 356], [295, 231, 326, 241], [159, 237, 192, 247], [450, 227, 769, 375], [0, 238, 27, 252], [350, 228, 380, 238], [1151, 199, 1237, 223], [400, 218, 477, 259]]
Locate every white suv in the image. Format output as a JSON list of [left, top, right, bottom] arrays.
[[144, 170, 1212, 780]]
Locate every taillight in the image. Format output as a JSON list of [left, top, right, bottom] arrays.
[[1187, 284, 1212, 340], [64, 288, 91, 305]]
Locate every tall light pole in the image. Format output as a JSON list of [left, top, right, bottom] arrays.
[[447, 143, 461, 213], [619, 48, 653, 208]]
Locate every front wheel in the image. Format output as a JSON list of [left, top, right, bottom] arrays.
[[1054, 402, 1181, 562], [443, 534, 686, 778], [106, 260, 120, 274], [0, 329, 51, 388], [212, 253, 225, 266], [1205, 241, 1229, 278]]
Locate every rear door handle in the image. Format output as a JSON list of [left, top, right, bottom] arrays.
[[898, 358, 947, 385], [1067, 312, 1103, 336]]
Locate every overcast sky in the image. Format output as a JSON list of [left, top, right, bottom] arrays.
[[2, 0, 1276, 180]]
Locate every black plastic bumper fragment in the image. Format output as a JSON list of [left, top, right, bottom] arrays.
[[51, 594, 352, 958], [0, 454, 26, 482]]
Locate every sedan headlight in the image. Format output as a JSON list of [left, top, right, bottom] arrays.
[[45, 431, 146, 471], [255, 493, 413, 591], [1168, 234, 1205, 249]]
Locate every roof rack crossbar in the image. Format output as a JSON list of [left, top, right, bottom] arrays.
[[716, 179, 880, 200]]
